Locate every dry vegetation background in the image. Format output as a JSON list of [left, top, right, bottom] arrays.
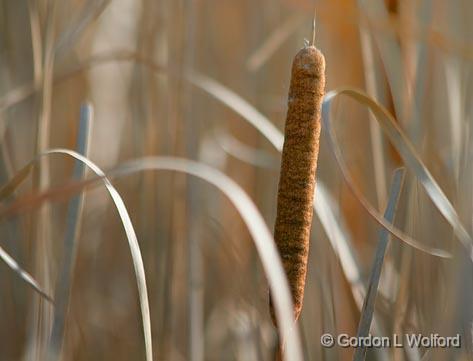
[[0, 0, 472, 360]]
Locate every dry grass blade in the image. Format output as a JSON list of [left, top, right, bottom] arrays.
[[186, 71, 380, 320], [187, 71, 284, 151], [214, 128, 278, 169], [0, 83, 37, 113], [247, 13, 305, 72], [356, 10, 388, 209], [54, 0, 111, 60], [408, 0, 433, 142], [0, 154, 304, 361], [188, 68, 369, 321], [444, 58, 465, 177], [0, 99, 49, 303], [48, 104, 93, 359], [2, 3, 472, 360], [184, 69, 371, 324], [110, 156, 303, 361], [0, 148, 153, 361], [27, 0, 42, 87], [0, 51, 139, 114], [0, 52, 284, 151], [196, 73, 373, 334], [322, 88, 472, 257], [0, 164, 33, 201], [0, 88, 48, 303], [0, 54, 366, 299], [317, 183, 390, 361], [357, 0, 406, 122], [30, 4, 57, 355], [0, 52, 437, 327], [315, 184, 364, 306], [45, 150, 153, 361], [353, 167, 405, 361], [26, 0, 111, 105], [0, 245, 52, 303]]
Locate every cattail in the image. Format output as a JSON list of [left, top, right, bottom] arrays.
[[270, 43, 325, 330]]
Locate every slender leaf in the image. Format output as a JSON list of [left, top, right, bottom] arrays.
[[353, 167, 405, 361]]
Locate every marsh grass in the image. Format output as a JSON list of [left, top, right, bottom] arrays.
[[0, 1, 472, 361]]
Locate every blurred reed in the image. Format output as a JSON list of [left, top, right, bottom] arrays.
[[0, 1, 472, 360]]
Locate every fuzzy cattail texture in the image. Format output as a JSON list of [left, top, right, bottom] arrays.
[[270, 44, 325, 328]]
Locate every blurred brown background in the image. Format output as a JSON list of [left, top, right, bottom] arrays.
[[0, 0, 472, 360]]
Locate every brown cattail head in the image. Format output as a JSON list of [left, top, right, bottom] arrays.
[[270, 45, 325, 326]]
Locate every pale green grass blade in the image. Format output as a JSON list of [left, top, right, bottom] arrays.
[[353, 167, 405, 361]]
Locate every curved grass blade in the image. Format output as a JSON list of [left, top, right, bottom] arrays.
[[357, 0, 406, 124], [188, 71, 284, 151], [322, 88, 472, 257], [49, 103, 93, 359], [184, 71, 373, 321], [45, 151, 152, 361], [0, 82, 36, 113], [214, 127, 278, 169], [0, 53, 376, 297], [0, 51, 148, 114], [0, 164, 33, 201], [0, 244, 52, 302], [187, 74, 374, 319], [54, 0, 111, 60], [353, 167, 405, 361], [111, 157, 303, 361], [0, 51, 284, 152], [0, 52, 443, 296], [0, 149, 153, 361], [357, 14, 388, 209], [315, 183, 364, 306], [246, 13, 305, 72], [0, 152, 304, 361]]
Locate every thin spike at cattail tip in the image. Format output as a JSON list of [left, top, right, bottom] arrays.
[[311, 9, 317, 46]]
